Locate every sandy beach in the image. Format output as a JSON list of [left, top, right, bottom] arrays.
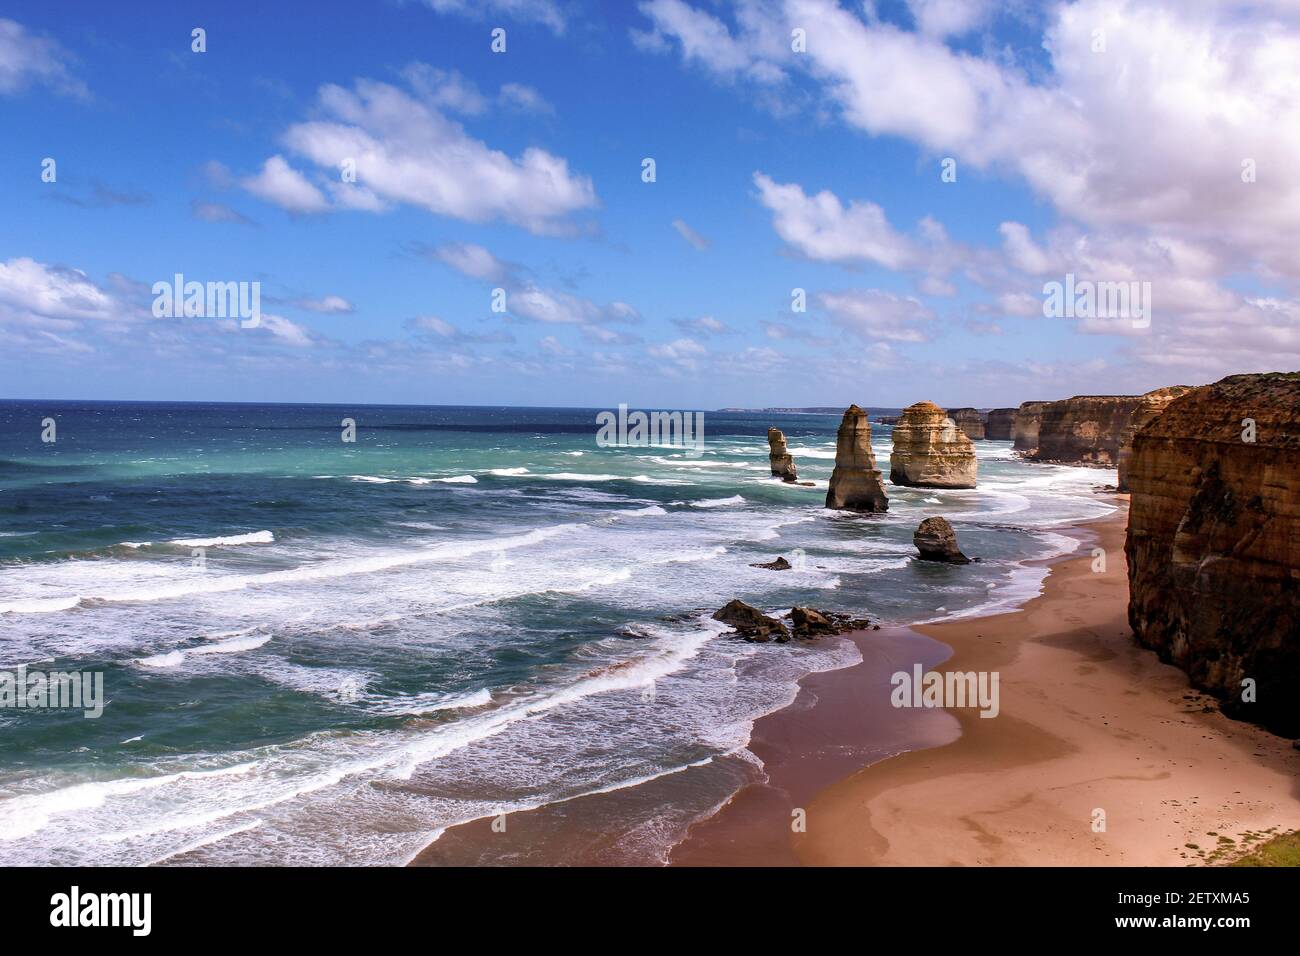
[[674, 499, 1300, 866]]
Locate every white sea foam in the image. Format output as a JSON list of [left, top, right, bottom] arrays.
[[488, 467, 530, 476], [170, 531, 274, 547], [690, 495, 746, 508]]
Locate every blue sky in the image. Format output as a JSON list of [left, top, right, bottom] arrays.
[[2, 0, 1297, 408]]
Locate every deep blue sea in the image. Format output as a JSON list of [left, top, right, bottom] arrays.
[[0, 400, 1115, 864]]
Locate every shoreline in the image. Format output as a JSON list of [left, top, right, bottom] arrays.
[[673, 499, 1300, 866]]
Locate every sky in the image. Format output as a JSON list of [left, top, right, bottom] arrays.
[[1, 0, 1298, 409]]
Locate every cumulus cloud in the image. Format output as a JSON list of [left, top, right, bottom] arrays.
[[242, 156, 330, 213], [753, 172, 919, 269], [645, 0, 1300, 378], [245, 71, 596, 234], [0, 257, 117, 327]]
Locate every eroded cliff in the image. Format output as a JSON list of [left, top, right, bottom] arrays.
[[1028, 395, 1144, 465], [1125, 372, 1300, 735]]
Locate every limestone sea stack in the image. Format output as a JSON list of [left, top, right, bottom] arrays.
[[1028, 395, 1145, 465], [888, 401, 977, 488], [767, 427, 798, 482], [947, 407, 985, 440], [1125, 372, 1300, 735], [825, 405, 889, 512], [1012, 401, 1049, 455], [1115, 386, 1195, 492], [985, 408, 1016, 441], [913, 516, 971, 564]]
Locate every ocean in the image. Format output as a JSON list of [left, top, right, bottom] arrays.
[[0, 400, 1116, 865]]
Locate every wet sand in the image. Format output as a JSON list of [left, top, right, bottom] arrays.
[[675, 501, 1300, 865]]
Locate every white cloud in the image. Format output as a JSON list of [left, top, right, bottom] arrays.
[[422, 0, 566, 35], [290, 294, 354, 314], [191, 201, 255, 226], [402, 64, 490, 115], [241, 156, 330, 214], [671, 217, 711, 250], [430, 242, 517, 284], [254, 75, 596, 234], [753, 172, 917, 269], [647, 0, 1300, 380], [0, 258, 116, 326], [258, 314, 315, 348], [905, 0, 995, 38], [635, 0, 786, 83], [500, 82, 554, 114], [0, 19, 85, 98], [818, 289, 937, 342]]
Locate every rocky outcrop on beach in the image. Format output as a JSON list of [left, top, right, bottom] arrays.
[[750, 556, 792, 570], [1012, 401, 1049, 455], [947, 407, 985, 440], [888, 401, 977, 489], [913, 516, 971, 564], [875, 415, 901, 426], [787, 607, 871, 638], [1115, 386, 1196, 492], [1027, 395, 1146, 465], [712, 600, 790, 642], [767, 427, 798, 482], [711, 599, 874, 642], [1125, 372, 1300, 736], [825, 405, 889, 512], [985, 408, 1016, 441]]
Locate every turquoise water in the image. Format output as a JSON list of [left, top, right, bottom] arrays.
[[0, 400, 1115, 864]]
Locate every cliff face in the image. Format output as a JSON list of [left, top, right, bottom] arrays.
[[1126, 372, 1300, 736], [947, 407, 985, 440], [1028, 395, 1144, 465], [888, 401, 977, 488], [767, 427, 798, 482], [1012, 401, 1049, 454], [825, 405, 889, 512], [1115, 386, 1195, 492], [985, 408, 1016, 441]]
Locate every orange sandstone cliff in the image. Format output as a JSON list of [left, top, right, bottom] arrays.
[[1125, 372, 1300, 736]]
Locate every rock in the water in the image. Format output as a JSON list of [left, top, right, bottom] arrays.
[[1012, 401, 1049, 456], [786, 607, 872, 638], [985, 408, 1016, 441], [947, 407, 986, 440], [712, 599, 790, 642], [767, 427, 798, 482], [913, 516, 971, 564], [1115, 386, 1195, 492], [889, 401, 977, 489], [1028, 395, 1148, 465], [1126, 372, 1300, 736], [789, 606, 834, 636], [825, 405, 889, 512], [750, 556, 792, 570]]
